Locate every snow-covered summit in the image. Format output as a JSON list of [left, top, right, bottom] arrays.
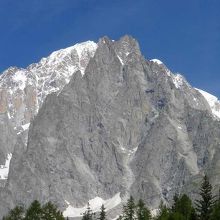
[[33, 41, 97, 74], [0, 40, 97, 131], [150, 59, 163, 65], [1, 36, 220, 218], [196, 89, 220, 119]]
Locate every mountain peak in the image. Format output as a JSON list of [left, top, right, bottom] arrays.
[[1, 36, 220, 219], [150, 59, 163, 65], [0, 40, 98, 134], [196, 88, 220, 119], [29, 40, 97, 74]]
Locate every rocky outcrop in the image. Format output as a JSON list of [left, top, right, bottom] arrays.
[[0, 41, 97, 181], [0, 36, 220, 218], [0, 41, 97, 131]]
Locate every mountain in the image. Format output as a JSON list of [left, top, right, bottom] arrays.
[[195, 88, 220, 119], [0, 35, 220, 218], [0, 41, 97, 179]]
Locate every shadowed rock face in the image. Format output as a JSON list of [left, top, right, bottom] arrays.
[[0, 35, 220, 217]]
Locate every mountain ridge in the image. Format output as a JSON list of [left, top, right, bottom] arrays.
[[0, 40, 97, 168], [0, 35, 220, 219]]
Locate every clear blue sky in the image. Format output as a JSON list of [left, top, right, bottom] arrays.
[[0, 0, 220, 97]]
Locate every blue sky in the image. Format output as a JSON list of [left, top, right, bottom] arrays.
[[0, 0, 220, 97]]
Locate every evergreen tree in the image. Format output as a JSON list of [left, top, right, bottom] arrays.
[[2, 205, 25, 220], [189, 208, 197, 220], [3, 200, 66, 220], [123, 196, 136, 220], [171, 194, 179, 213], [116, 215, 123, 220], [210, 189, 220, 220], [99, 204, 106, 220], [195, 175, 214, 220], [24, 200, 43, 220], [41, 201, 65, 220], [210, 201, 220, 220], [156, 202, 169, 220], [172, 194, 195, 220], [136, 199, 151, 220], [82, 203, 93, 220], [167, 212, 185, 220]]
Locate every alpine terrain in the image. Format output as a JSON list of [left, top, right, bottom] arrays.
[[0, 35, 220, 218]]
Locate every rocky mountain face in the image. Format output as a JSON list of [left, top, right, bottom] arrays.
[[0, 41, 97, 177], [0, 35, 220, 218]]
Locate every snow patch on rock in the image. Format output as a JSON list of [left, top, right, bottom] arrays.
[[150, 59, 172, 76], [150, 61, 186, 89], [63, 193, 121, 218], [196, 89, 220, 119], [12, 70, 27, 90], [150, 59, 163, 65], [21, 123, 30, 131], [117, 55, 124, 65], [172, 74, 185, 89], [0, 153, 12, 180]]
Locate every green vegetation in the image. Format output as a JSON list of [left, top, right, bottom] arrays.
[[117, 176, 220, 220], [3, 200, 65, 220], [82, 203, 94, 220], [3, 175, 220, 220], [195, 175, 215, 220]]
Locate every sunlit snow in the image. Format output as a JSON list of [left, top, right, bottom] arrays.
[[0, 40, 98, 136], [0, 153, 12, 180], [150, 59, 163, 65], [117, 55, 124, 65], [150, 59, 185, 88], [45, 41, 97, 75], [196, 89, 220, 119], [63, 193, 121, 218], [172, 74, 184, 89], [21, 123, 30, 131], [12, 71, 27, 90], [7, 113, 11, 119]]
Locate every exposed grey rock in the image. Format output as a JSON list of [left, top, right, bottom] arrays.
[[0, 41, 97, 190], [0, 41, 97, 128], [0, 35, 220, 218], [0, 41, 97, 150]]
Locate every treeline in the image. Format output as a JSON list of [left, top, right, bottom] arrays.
[[2, 200, 65, 220], [80, 175, 220, 220], [113, 175, 220, 220], [3, 175, 220, 220]]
